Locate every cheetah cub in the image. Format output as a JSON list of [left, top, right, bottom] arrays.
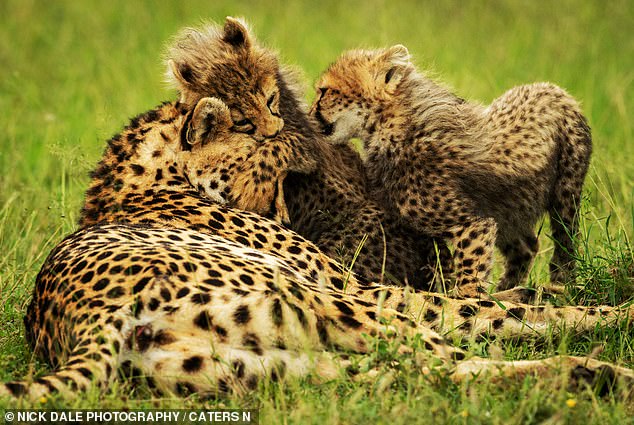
[[311, 46, 592, 295], [183, 96, 291, 224]]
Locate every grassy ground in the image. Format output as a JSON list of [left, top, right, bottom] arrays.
[[1, 0, 633, 422]]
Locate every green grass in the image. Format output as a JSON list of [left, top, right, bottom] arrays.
[[1, 0, 633, 422]]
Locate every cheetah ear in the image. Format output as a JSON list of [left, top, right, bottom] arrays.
[[222, 17, 251, 49], [186, 97, 232, 146], [167, 59, 197, 93], [379, 45, 411, 92], [167, 59, 199, 106]]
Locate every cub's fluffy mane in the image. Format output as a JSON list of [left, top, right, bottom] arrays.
[[163, 18, 308, 112]]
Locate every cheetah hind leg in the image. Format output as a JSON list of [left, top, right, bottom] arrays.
[[548, 113, 591, 284], [548, 153, 589, 284], [549, 205, 580, 284], [496, 232, 539, 291]]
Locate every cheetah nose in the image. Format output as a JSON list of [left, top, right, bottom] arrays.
[[322, 122, 335, 137], [314, 109, 335, 136], [260, 128, 280, 140]]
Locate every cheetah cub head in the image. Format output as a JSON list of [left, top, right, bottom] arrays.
[[310, 45, 413, 144], [166, 17, 284, 143], [180, 96, 290, 224]]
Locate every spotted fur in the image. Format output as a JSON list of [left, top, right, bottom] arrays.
[[163, 18, 450, 288], [3, 22, 632, 402], [311, 45, 592, 295]]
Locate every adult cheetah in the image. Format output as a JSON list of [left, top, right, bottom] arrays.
[[2, 21, 632, 402], [311, 45, 592, 296]]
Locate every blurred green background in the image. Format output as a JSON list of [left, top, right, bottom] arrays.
[[1, 0, 633, 419]]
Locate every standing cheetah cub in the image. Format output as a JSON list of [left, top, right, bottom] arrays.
[[311, 46, 592, 295]]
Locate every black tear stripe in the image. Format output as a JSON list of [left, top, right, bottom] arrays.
[[179, 109, 195, 152]]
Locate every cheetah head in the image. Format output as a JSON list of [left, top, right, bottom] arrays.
[[165, 18, 320, 224], [166, 17, 284, 143], [180, 96, 290, 224], [310, 45, 413, 144]]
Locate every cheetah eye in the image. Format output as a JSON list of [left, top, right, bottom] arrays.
[[232, 118, 255, 134], [267, 92, 280, 115]]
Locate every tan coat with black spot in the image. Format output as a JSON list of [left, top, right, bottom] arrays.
[[311, 45, 592, 296]]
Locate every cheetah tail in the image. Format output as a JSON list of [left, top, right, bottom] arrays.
[[0, 331, 123, 401]]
